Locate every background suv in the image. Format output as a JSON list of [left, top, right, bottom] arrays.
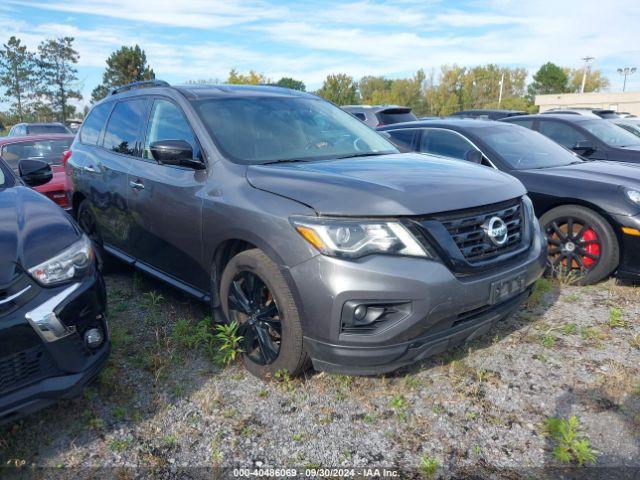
[[341, 105, 417, 127], [8, 122, 72, 136], [67, 81, 545, 378]]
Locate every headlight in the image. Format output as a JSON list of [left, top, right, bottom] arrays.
[[522, 194, 539, 227], [291, 216, 433, 259], [28, 235, 94, 286], [625, 188, 640, 204]]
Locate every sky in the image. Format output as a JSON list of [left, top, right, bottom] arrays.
[[1, 0, 639, 109]]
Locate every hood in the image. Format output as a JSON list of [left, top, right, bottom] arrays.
[[246, 153, 525, 216], [520, 160, 640, 187], [0, 186, 79, 285]]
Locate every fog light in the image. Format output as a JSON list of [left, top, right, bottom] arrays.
[[354, 305, 368, 321], [84, 328, 104, 348]]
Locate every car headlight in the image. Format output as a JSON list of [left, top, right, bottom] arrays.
[[521, 194, 539, 229], [291, 216, 433, 259], [624, 188, 640, 205], [28, 235, 94, 286]]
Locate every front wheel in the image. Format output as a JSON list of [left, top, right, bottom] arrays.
[[219, 249, 309, 379], [540, 205, 619, 285]]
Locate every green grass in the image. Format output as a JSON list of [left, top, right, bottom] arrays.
[[544, 416, 597, 466], [608, 307, 627, 328], [109, 438, 131, 453], [419, 454, 441, 478]]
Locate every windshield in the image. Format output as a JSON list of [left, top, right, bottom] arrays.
[[27, 124, 70, 135], [193, 96, 398, 164], [1, 138, 72, 171], [480, 125, 583, 170], [581, 120, 640, 148]]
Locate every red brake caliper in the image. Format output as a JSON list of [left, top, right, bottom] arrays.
[[581, 229, 600, 267]]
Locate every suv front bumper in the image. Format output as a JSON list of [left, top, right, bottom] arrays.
[[0, 273, 109, 425], [288, 227, 546, 375]]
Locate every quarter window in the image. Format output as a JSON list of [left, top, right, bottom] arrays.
[[537, 121, 586, 148], [102, 99, 147, 156], [419, 129, 477, 160], [387, 129, 417, 152], [80, 102, 113, 145], [144, 99, 199, 160]]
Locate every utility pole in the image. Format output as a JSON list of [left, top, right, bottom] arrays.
[[618, 67, 637, 92], [498, 72, 504, 107], [580, 56, 594, 93]]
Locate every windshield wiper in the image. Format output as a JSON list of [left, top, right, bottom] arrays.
[[260, 158, 311, 165], [336, 151, 393, 160]]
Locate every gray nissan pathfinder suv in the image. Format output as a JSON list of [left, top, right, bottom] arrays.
[[66, 81, 546, 378]]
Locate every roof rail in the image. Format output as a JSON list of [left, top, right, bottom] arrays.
[[111, 80, 170, 95]]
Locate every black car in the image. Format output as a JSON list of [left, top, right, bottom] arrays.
[[341, 105, 417, 127], [450, 109, 526, 120], [501, 114, 640, 163], [379, 119, 640, 284], [0, 157, 108, 425]]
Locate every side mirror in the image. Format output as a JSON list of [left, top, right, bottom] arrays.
[[464, 149, 483, 164], [19, 159, 52, 187], [149, 140, 205, 170], [572, 140, 596, 155]]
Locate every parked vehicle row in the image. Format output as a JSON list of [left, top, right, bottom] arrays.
[[379, 118, 640, 284], [3, 79, 640, 423]]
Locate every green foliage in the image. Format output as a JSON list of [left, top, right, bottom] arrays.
[[227, 68, 270, 85], [91, 45, 155, 103], [544, 416, 597, 466], [316, 73, 359, 105], [0, 36, 37, 121], [419, 454, 441, 477], [214, 321, 244, 365], [566, 68, 610, 93], [37, 37, 82, 122], [608, 307, 627, 328], [528, 62, 569, 97], [389, 394, 408, 420], [275, 77, 306, 91]]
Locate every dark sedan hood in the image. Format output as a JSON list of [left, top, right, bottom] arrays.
[[519, 160, 640, 187], [0, 186, 79, 285], [246, 153, 525, 216]]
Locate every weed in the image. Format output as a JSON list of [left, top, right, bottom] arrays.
[[562, 323, 576, 335], [109, 438, 131, 453], [362, 414, 374, 424], [258, 388, 269, 398], [629, 335, 640, 350], [541, 334, 557, 347], [292, 433, 303, 442], [214, 321, 244, 365], [389, 394, 407, 421], [527, 278, 553, 306], [608, 308, 627, 328], [223, 408, 237, 419], [275, 369, 295, 392], [564, 293, 581, 303], [419, 454, 441, 478], [543, 416, 597, 466], [112, 406, 126, 421], [466, 411, 477, 421], [143, 291, 164, 309], [162, 434, 179, 447]]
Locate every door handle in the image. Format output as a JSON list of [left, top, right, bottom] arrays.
[[129, 180, 145, 190], [84, 165, 97, 173]]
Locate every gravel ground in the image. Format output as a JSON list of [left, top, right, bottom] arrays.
[[1, 263, 639, 479]]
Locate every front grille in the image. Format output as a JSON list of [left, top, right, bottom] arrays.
[[434, 199, 524, 263], [0, 345, 59, 396]]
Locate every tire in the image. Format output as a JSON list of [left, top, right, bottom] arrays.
[[540, 205, 619, 285], [219, 249, 309, 379], [76, 199, 111, 273]]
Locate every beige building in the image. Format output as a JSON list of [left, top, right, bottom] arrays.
[[535, 91, 640, 115]]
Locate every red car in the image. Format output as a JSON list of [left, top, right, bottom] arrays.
[[0, 134, 74, 209]]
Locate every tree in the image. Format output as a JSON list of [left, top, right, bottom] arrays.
[[316, 74, 359, 105], [0, 36, 37, 121], [527, 62, 569, 97], [566, 68, 610, 93], [227, 69, 269, 85], [275, 77, 306, 91], [91, 45, 155, 102], [37, 37, 82, 122]]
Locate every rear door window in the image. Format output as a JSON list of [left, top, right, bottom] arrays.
[[102, 99, 147, 156], [419, 129, 477, 160], [537, 120, 587, 148], [80, 102, 113, 145]]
